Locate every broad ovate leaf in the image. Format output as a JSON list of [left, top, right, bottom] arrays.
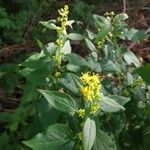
[[38, 90, 78, 116], [59, 73, 82, 95]]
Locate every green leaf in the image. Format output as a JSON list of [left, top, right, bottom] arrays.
[[101, 59, 121, 73], [108, 95, 130, 106], [100, 95, 125, 112], [40, 21, 57, 30], [83, 117, 96, 150], [44, 42, 57, 57], [28, 68, 48, 85], [66, 20, 75, 28], [62, 40, 72, 54], [38, 90, 78, 116], [124, 50, 141, 68], [23, 124, 73, 150], [65, 53, 89, 67], [87, 55, 101, 72], [86, 29, 96, 40], [68, 33, 85, 40], [0, 132, 11, 149], [113, 13, 128, 23], [37, 99, 60, 127], [36, 39, 43, 49], [65, 53, 90, 72], [127, 72, 134, 85], [19, 51, 47, 69], [59, 73, 82, 95], [25, 100, 60, 138], [85, 38, 96, 52], [0, 112, 12, 122], [136, 64, 150, 84], [110, 113, 126, 136], [124, 28, 146, 41], [66, 64, 81, 72], [93, 15, 111, 41], [92, 129, 117, 150]]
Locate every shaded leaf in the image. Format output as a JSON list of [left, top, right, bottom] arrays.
[[23, 124, 73, 150], [136, 64, 150, 84], [92, 129, 117, 150]]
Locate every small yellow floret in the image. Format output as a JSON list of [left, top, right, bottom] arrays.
[[78, 132, 83, 141], [80, 86, 93, 101], [80, 72, 101, 101], [90, 103, 100, 114], [80, 72, 91, 84], [78, 109, 85, 118]]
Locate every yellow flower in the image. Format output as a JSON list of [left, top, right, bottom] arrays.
[[90, 103, 100, 114], [80, 72, 91, 84], [80, 86, 93, 101], [78, 109, 85, 118]]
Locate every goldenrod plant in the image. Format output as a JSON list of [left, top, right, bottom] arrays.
[[0, 4, 149, 150]]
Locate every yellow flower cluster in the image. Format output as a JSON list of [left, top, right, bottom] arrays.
[[56, 38, 63, 48], [80, 72, 100, 101], [56, 5, 69, 48], [52, 50, 64, 67], [57, 5, 69, 32], [78, 72, 101, 117], [53, 5, 69, 67]]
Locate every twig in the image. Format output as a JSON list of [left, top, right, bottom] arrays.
[[0, 96, 20, 102], [123, 0, 126, 13], [0, 108, 14, 112]]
